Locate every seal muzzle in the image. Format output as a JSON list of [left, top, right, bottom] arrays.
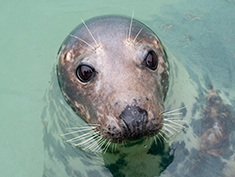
[[119, 105, 148, 141]]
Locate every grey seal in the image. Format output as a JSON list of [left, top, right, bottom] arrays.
[[57, 15, 169, 146]]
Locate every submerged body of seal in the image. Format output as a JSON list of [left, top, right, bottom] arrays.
[[57, 15, 170, 146]]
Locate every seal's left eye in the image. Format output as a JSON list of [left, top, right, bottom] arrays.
[[145, 51, 158, 70], [76, 64, 95, 82]]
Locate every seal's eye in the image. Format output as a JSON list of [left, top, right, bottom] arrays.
[[76, 64, 95, 82], [145, 51, 158, 70]]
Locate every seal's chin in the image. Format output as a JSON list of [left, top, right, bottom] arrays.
[[99, 105, 164, 143]]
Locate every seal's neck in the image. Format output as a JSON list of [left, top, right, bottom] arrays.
[[102, 137, 172, 177]]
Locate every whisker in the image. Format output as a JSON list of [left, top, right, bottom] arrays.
[[164, 119, 186, 128], [89, 136, 103, 152], [164, 119, 188, 124], [158, 131, 169, 142], [65, 126, 97, 130], [163, 105, 187, 115], [74, 135, 97, 146], [103, 140, 111, 154], [127, 11, 134, 42], [153, 136, 157, 145], [69, 34, 96, 51], [83, 138, 97, 151], [83, 135, 101, 151], [65, 135, 88, 143], [164, 116, 184, 120], [81, 19, 99, 48], [163, 124, 181, 134], [60, 126, 97, 136], [65, 130, 96, 142], [134, 38, 143, 46], [164, 123, 184, 131], [133, 28, 143, 44], [89, 124, 101, 127], [97, 138, 107, 153], [163, 112, 183, 116], [60, 124, 104, 153], [156, 134, 163, 146], [73, 137, 92, 147], [162, 126, 175, 136], [92, 137, 104, 152]]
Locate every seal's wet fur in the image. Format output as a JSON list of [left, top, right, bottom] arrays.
[[57, 15, 169, 144]]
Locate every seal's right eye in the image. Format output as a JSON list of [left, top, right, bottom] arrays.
[[145, 50, 158, 70], [76, 64, 95, 82]]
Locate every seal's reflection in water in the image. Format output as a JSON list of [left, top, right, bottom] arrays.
[[42, 15, 235, 177]]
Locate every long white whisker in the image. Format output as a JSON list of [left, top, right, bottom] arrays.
[[164, 119, 188, 124], [163, 105, 187, 115], [89, 124, 101, 127], [96, 137, 105, 147], [153, 136, 157, 145], [165, 119, 186, 128], [133, 28, 142, 44], [83, 136, 100, 151], [74, 135, 97, 146], [69, 34, 96, 51], [162, 126, 175, 136], [65, 126, 97, 130], [156, 134, 163, 146], [103, 141, 111, 154], [83, 138, 97, 150], [92, 137, 104, 152], [164, 116, 184, 120], [163, 124, 181, 134], [97, 138, 107, 152], [66, 130, 97, 143], [65, 135, 89, 143], [164, 112, 183, 116], [134, 39, 143, 46], [81, 19, 99, 48], [128, 11, 134, 42], [111, 143, 115, 153], [89, 136, 103, 152], [158, 131, 168, 142], [164, 123, 184, 131], [60, 126, 97, 136]]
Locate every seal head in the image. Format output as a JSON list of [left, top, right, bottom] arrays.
[[57, 15, 169, 143]]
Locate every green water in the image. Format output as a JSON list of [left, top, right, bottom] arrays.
[[1, 0, 235, 176]]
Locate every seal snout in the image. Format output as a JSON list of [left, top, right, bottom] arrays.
[[119, 105, 148, 141]]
